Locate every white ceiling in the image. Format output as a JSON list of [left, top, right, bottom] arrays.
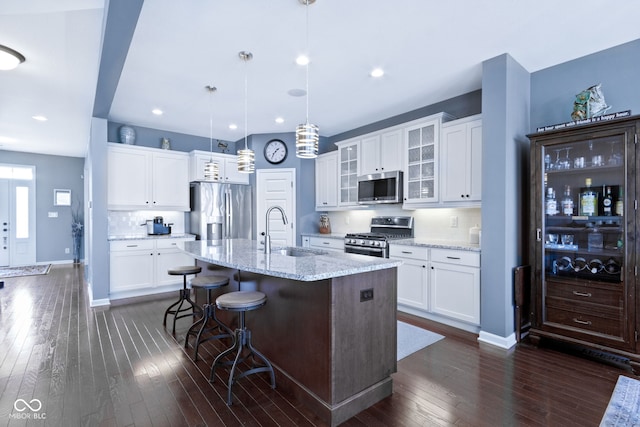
[[2, 0, 640, 158]]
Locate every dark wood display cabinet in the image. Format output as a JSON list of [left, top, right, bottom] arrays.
[[528, 114, 640, 366]]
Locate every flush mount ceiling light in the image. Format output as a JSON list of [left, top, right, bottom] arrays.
[[152, 108, 163, 115], [0, 44, 25, 71], [203, 85, 220, 181], [370, 67, 385, 78], [237, 51, 255, 174], [295, 0, 319, 159]]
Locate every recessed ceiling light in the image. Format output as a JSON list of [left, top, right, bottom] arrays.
[[296, 55, 310, 66], [275, 117, 284, 124], [152, 108, 163, 115], [229, 124, 238, 130], [0, 44, 25, 71], [370, 68, 384, 78], [32, 115, 47, 121]]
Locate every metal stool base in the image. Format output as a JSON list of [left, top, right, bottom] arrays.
[[163, 287, 201, 335], [185, 303, 233, 361], [209, 312, 276, 405]]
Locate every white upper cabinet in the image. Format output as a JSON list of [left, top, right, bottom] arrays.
[[441, 115, 482, 204], [360, 129, 403, 175], [108, 144, 190, 211], [315, 151, 338, 210], [336, 140, 360, 207], [189, 150, 249, 184], [403, 118, 442, 205]]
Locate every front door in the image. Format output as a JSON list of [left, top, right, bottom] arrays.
[[0, 165, 36, 266], [256, 169, 295, 250], [0, 179, 9, 266]]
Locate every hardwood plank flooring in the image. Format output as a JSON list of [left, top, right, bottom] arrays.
[[0, 264, 634, 426]]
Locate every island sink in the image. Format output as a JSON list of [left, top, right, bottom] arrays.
[[274, 247, 327, 257]]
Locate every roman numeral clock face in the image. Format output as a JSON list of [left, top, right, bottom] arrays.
[[264, 139, 288, 164]]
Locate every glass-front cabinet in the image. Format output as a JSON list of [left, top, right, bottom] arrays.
[[528, 115, 639, 358]]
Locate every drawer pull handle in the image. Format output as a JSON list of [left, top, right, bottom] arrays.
[[572, 318, 592, 326], [126, 245, 138, 248], [401, 251, 413, 254], [322, 242, 330, 245], [446, 256, 461, 260], [572, 291, 592, 298]]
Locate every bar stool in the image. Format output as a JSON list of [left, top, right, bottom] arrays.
[[163, 265, 202, 334], [185, 275, 233, 361], [209, 291, 276, 405]]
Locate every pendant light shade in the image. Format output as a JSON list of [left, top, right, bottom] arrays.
[[296, 0, 318, 159], [237, 51, 255, 173], [0, 44, 25, 71], [204, 85, 220, 181]]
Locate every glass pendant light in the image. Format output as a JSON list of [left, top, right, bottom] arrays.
[[204, 85, 220, 181], [296, 0, 319, 159], [237, 51, 255, 173]]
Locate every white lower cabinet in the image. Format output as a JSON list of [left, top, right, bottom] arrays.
[[389, 245, 429, 311], [430, 249, 480, 325], [110, 237, 195, 299], [303, 235, 344, 252]]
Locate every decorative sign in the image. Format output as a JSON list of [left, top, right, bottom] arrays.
[[536, 110, 631, 133]]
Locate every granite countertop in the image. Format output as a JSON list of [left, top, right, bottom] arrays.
[[182, 239, 401, 282], [108, 233, 196, 241], [393, 238, 481, 252]]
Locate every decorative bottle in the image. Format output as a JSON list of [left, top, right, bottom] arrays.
[[545, 187, 557, 216], [561, 185, 574, 216], [602, 186, 613, 216], [579, 178, 598, 216], [615, 187, 624, 216]]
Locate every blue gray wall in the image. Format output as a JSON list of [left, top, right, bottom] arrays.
[[0, 150, 85, 263]]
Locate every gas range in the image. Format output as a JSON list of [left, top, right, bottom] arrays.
[[344, 216, 414, 258]]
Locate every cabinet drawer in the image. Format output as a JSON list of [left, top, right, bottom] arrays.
[[545, 305, 623, 338], [309, 237, 343, 251], [431, 249, 479, 267], [110, 240, 154, 251], [546, 279, 623, 308], [156, 238, 192, 250], [389, 245, 428, 260]]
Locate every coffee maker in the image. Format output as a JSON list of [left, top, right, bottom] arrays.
[[144, 216, 171, 235]]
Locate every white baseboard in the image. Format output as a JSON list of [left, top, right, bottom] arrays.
[[87, 283, 111, 307], [477, 331, 517, 349], [398, 305, 480, 334]]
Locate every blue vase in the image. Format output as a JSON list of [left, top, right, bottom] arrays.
[[119, 125, 136, 145]]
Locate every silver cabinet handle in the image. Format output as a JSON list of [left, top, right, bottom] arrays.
[[572, 291, 592, 298], [446, 256, 461, 260], [573, 318, 592, 326]]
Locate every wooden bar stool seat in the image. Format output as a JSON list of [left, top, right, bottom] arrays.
[[209, 290, 275, 405]]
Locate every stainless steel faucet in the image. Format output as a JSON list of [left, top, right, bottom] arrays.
[[264, 205, 288, 254]]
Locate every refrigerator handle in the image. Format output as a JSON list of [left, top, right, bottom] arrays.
[[226, 189, 232, 238]]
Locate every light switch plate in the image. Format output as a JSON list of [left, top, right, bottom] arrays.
[[450, 216, 458, 227], [48, 212, 58, 218]]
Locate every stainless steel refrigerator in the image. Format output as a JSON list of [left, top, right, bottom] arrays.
[[189, 182, 252, 240]]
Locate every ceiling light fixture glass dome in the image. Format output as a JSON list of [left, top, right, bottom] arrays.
[[237, 51, 255, 173]]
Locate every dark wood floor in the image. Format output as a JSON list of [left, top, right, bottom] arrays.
[[0, 264, 634, 426]]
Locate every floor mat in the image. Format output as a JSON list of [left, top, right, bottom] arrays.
[[0, 264, 51, 278], [600, 375, 640, 426], [397, 320, 444, 361]]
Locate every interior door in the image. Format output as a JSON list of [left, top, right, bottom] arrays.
[[0, 179, 9, 266], [256, 169, 295, 249]]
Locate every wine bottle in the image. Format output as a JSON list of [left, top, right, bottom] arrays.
[[602, 186, 613, 216], [579, 178, 598, 216], [615, 187, 624, 216], [561, 185, 574, 216]]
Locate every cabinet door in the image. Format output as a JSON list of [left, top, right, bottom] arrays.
[[152, 152, 189, 210], [404, 119, 439, 204], [315, 152, 338, 209], [223, 157, 250, 184], [338, 141, 360, 206], [396, 256, 429, 310], [108, 146, 151, 208], [380, 129, 403, 172], [360, 135, 380, 175], [110, 249, 155, 293], [441, 118, 482, 202], [155, 248, 195, 287], [430, 262, 480, 324]]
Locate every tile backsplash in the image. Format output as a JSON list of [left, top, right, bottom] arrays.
[[321, 207, 481, 242], [108, 210, 187, 236]]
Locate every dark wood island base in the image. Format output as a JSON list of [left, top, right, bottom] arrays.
[[195, 260, 398, 426]]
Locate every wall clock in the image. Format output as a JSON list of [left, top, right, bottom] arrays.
[[264, 139, 288, 164]]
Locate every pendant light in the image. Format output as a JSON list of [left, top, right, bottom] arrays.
[[204, 85, 220, 181], [295, 0, 319, 159], [237, 51, 255, 173]]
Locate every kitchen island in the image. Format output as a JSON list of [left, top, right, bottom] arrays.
[[182, 239, 400, 427]]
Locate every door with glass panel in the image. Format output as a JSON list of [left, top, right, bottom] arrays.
[[404, 119, 440, 204], [0, 165, 36, 266]]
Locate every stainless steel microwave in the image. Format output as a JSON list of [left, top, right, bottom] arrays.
[[357, 171, 403, 204]]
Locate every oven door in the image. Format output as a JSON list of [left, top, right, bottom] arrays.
[[344, 244, 386, 257]]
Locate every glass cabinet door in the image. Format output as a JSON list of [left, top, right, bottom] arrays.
[[405, 120, 438, 203], [540, 132, 628, 339]]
